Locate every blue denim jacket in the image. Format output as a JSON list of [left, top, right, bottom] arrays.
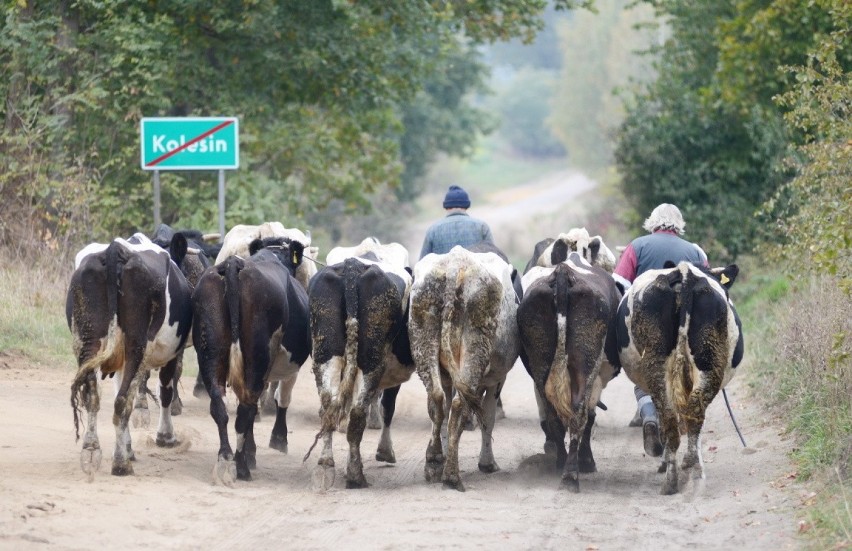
[[419, 212, 494, 259]]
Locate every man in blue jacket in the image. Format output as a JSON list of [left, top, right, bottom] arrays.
[[420, 185, 495, 259]]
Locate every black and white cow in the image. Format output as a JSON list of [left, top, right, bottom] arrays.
[[409, 246, 520, 491], [605, 261, 744, 495], [324, 237, 405, 431], [308, 242, 413, 489], [518, 251, 622, 491], [523, 227, 616, 275], [216, 222, 319, 415], [192, 236, 311, 483], [68, 233, 193, 477]]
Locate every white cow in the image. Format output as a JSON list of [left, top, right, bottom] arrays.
[[409, 246, 520, 491]]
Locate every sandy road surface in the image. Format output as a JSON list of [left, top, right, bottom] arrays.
[[0, 352, 801, 550], [0, 171, 805, 550]]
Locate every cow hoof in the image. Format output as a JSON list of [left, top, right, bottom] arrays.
[[131, 407, 150, 429], [156, 433, 179, 448], [111, 461, 134, 476], [236, 464, 252, 481], [578, 458, 597, 473], [495, 405, 506, 421], [478, 462, 500, 474], [561, 476, 580, 493], [214, 459, 236, 487], [193, 383, 208, 399], [543, 440, 558, 457], [80, 447, 102, 475], [375, 448, 396, 463], [442, 477, 465, 492], [425, 461, 444, 483], [657, 461, 667, 474], [345, 477, 370, 489], [312, 465, 335, 492], [170, 397, 183, 416], [660, 482, 678, 495], [246, 455, 257, 470], [269, 435, 288, 453]]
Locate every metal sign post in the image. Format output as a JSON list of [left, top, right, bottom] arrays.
[[140, 117, 239, 234]]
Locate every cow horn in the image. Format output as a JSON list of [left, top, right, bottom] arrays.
[[202, 233, 221, 242], [187, 247, 201, 255]]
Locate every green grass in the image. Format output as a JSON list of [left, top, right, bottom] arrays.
[[0, 255, 74, 370], [739, 266, 851, 548]]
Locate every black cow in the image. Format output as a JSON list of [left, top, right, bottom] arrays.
[[605, 261, 744, 495], [518, 252, 622, 491], [68, 233, 193, 477], [192, 236, 311, 483], [307, 244, 413, 489]]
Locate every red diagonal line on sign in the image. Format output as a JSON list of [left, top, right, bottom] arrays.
[[145, 119, 234, 167]]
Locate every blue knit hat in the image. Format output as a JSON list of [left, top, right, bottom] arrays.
[[443, 185, 471, 209]]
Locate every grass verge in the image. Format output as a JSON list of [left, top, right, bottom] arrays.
[[736, 260, 851, 549]]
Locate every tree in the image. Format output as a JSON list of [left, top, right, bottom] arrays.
[[0, 0, 591, 252], [612, 0, 852, 260]]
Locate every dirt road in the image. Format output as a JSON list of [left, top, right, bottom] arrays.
[[0, 172, 804, 550]]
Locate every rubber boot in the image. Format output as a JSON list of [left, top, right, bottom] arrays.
[[639, 396, 663, 457]]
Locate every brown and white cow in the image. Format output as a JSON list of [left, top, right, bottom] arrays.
[[68, 233, 193, 477], [192, 236, 311, 483], [409, 246, 520, 491], [518, 251, 622, 491], [605, 261, 744, 495], [307, 242, 413, 489]]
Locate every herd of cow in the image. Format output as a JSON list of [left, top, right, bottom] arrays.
[[65, 222, 743, 495]]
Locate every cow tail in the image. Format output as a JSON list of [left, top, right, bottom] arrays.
[[544, 265, 574, 425], [668, 265, 693, 418], [70, 242, 125, 440], [332, 259, 361, 430], [441, 267, 484, 425], [224, 259, 246, 402]]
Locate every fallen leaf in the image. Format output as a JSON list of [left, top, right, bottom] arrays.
[[798, 520, 812, 533], [585, 546, 599, 551], [709, 445, 718, 452]]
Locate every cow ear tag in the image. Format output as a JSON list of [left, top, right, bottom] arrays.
[[720, 273, 730, 285], [292, 251, 297, 264]]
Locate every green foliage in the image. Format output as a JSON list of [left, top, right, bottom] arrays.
[[763, 2, 852, 292], [0, 1, 587, 254], [613, 1, 849, 261]]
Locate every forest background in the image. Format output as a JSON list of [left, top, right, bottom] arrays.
[[0, 1, 849, 547]]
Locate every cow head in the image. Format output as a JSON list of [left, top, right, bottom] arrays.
[[249, 237, 305, 276]]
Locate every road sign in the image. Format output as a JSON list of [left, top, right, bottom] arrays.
[[140, 117, 239, 170]]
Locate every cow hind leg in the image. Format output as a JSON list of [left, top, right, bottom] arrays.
[[169, 356, 183, 417], [420, 373, 447, 484], [344, 401, 369, 488], [477, 385, 500, 474], [270, 371, 299, 452], [156, 359, 180, 447], [659, 406, 681, 495], [130, 371, 151, 429], [561, 434, 581, 493], [111, 368, 143, 476], [234, 403, 257, 480], [79, 371, 103, 477], [578, 410, 597, 473], [442, 391, 467, 492], [376, 385, 400, 463], [367, 394, 382, 430]]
